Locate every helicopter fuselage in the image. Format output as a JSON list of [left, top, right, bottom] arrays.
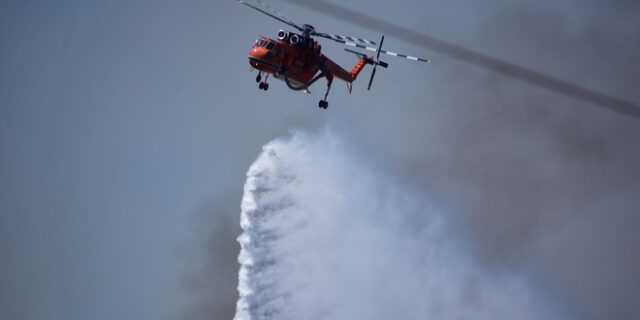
[[248, 31, 369, 90]]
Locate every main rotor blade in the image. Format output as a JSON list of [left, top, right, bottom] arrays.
[[343, 41, 432, 63], [313, 32, 377, 46], [315, 30, 430, 63], [237, 0, 303, 31], [285, 0, 640, 120]]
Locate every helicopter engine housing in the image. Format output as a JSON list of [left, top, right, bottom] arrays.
[[289, 34, 300, 45], [277, 30, 288, 41]]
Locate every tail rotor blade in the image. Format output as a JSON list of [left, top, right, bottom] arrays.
[[367, 66, 377, 90], [367, 35, 384, 91], [376, 35, 384, 61]]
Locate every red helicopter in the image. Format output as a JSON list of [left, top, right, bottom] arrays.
[[237, 0, 430, 109]]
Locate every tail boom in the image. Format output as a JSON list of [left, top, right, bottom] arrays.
[[321, 55, 371, 83]]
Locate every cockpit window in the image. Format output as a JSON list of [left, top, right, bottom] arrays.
[[254, 39, 278, 50]]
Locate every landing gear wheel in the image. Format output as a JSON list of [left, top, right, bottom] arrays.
[[256, 74, 262, 83], [318, 100, 328, 109], [263, 83, 269, 91], [258, 82, 264, 90]]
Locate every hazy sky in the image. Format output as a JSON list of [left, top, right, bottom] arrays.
[[1, 1, 639, 320]]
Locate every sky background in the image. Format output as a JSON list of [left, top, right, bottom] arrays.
[[1, 1, 639, 320]]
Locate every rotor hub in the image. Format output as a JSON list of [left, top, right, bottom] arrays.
[[301, 24, 315, 35]]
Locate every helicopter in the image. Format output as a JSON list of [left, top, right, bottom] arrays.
[[237, 0, 431, 109]]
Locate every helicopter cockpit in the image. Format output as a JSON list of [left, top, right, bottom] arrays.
[[254, 38, 276, 50]]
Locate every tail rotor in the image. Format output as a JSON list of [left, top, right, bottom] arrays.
[[367, 35, 388, 90]]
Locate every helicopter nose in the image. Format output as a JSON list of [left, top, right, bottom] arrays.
[[249, 46, 278, 72], [250, 46, 269, 60]]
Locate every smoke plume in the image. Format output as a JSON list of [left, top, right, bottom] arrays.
[[233, 130, 569, 320], [286, 0, 640, 119]]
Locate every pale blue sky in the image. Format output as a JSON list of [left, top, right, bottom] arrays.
[[2, 1, 639, 319]]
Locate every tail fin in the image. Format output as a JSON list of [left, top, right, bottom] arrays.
[[350, 58, 371, 82]]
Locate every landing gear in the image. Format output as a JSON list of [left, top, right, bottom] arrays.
[[318, 76, 333, 110], [258, 73, 269, 91]]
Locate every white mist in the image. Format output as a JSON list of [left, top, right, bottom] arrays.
[[233, 129, 567, 320]]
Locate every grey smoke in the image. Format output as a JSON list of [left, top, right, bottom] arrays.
[[180, 195, 242, 320], [286, 0, 640, 119], [184, 1, 640, 320]]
